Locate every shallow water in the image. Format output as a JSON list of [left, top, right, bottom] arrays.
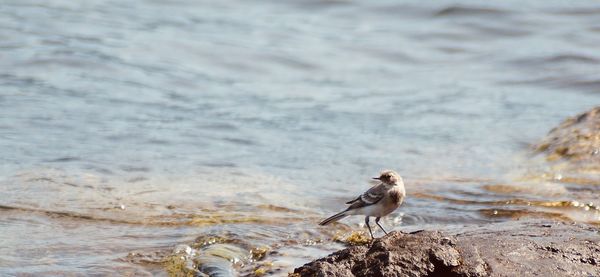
[[1, 0, 600, 275]]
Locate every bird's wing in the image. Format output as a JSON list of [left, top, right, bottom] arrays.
[[345, 196, 361, 204], [346, 184, 385, 210]]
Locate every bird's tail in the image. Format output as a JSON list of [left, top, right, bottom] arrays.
[[319, 210, 348, 225]]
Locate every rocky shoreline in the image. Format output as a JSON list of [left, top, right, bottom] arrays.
[[293, 106, 600, 277], [292, 220, 600, 277]]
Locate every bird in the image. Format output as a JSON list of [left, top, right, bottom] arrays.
[[319, 170, 406, 239]]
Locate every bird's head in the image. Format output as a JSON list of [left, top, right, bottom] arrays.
[[373, 170, 402, 186]]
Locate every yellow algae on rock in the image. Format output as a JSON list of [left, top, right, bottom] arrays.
[[254, 267, 267, 276], [163, 254, 198, 277], [335, 231, 370, 246], [250, 246, 270, 261], [192, 235, 230, 248]]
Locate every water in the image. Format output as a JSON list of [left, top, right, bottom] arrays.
[[1, 0, 600, 275]]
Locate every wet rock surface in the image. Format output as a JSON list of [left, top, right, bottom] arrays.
[[535, 106, 600, 172], [293, 221, 600, 277]]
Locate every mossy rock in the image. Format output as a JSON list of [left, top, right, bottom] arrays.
[[536, 107, 600, 162], [535, 106, 600, 179]]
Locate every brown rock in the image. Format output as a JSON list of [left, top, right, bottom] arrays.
[[293, 221, 600, 277], [535, 106, 600, 172]]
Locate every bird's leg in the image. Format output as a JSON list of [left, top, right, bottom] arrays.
[[375, 217, 388, 235], [365, 216, 374, 239]]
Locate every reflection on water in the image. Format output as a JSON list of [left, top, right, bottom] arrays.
[[2, 0, 600, 275]]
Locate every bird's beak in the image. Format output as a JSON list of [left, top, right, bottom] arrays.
[[372, 177, 380, 180]]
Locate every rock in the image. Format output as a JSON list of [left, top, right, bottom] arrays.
[[293, 221, 600, 277], [535, 106, 600, 173]]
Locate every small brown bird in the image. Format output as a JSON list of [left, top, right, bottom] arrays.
[[319, 170, 406, 239]]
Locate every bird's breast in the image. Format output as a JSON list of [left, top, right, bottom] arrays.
[[388, 188, 404, 205]]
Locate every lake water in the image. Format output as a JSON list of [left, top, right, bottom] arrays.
[[1, 0, 600, 275]]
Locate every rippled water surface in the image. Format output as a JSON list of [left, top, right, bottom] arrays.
[[2, 0, 600, 275]]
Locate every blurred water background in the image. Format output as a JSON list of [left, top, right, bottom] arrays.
[[1, 0, 600, 275]]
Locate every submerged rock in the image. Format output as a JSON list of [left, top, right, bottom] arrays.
[[293, 221, 600, 277]]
